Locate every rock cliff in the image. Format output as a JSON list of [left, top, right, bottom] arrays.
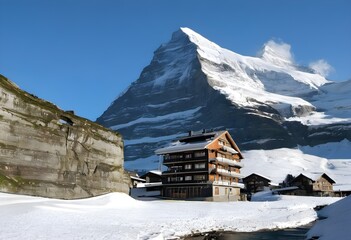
[[0, 75, 130, 199]]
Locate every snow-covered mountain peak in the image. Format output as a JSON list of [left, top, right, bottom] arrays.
[[258, 40, 294, 67], [175, 28, 329, 91], [97, 27, 351, 164], [179, 27, 221, 51], [121, 27, 332, 118]]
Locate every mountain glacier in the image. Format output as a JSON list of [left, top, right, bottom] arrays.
[[97, 27, 351, 170]]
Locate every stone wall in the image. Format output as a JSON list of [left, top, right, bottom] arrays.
[[0, 75, 130, 199]]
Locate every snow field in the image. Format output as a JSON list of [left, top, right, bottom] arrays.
[[0, 192, 340, 240], [307, 195, 351, 240]]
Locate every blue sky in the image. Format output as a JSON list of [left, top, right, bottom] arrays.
[[1, 0, 350, 121]]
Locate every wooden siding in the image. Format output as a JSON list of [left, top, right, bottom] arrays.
[[243, 174, 271, 193], [290, 174, 335, 196], [159, 131, 243, 201]]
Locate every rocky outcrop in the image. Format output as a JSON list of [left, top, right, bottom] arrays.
[[0, 75, 130, 199]]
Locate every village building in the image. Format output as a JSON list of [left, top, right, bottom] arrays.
[[127, 171, 146, 188], [289, 173, 335, 197], [140, 170, 162, 183], [243, 173, 273, 194], [155, 130, 244, 201], [130, 170, 162, 198]]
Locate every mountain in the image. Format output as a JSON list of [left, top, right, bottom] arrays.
[[97, 27, 351, 171]]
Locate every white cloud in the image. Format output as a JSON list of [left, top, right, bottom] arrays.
[[309, 59, 334, 77]]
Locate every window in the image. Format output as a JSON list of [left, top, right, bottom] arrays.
[[194, 163, 206, 169], [169, 154, 183, 160], [185, 176, 192, 181], [194, 175, 206, 181], [194, 151, 206, 158], [169, 166, 182, 172], [170, 176, 183, 182], [185, 153, 192, 159], [215, 187, 219, 195], [184, 164, 192, 170]]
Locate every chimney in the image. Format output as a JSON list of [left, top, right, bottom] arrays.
[[188, 131, 193, 136]]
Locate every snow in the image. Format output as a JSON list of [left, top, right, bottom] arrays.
[[286, 80, 351, 125], [241, 147, 351, 191], [177, 28, 351, 126], [146, 97, 192, 109], [311, 80, 351, 120], [148, 170, 162, 176], [0, 192, 341, 240], [258, 40, 294, 67], [154, 131, 226, 155], [110, 107, 202, 130], [124, 133, 184, 146], [126, 141, 351, 191], [286, 111, 351, 125], [179, 27, 329, 116], [155, 140, 210, 155], [299, 139, 351, 159], [307, 195, 351, 240]]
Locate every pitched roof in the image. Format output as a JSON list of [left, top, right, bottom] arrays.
[[140, 170, 162, 178], [155, 140, 209, 154], [155, 130, 241, 155], [243, 173, 272, 182], [293, 173, 336, 184], [149, 170, 162, 176]]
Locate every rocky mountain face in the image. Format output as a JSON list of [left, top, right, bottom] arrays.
[[0, 75, 130, 199], [97, 28, 351, 171]]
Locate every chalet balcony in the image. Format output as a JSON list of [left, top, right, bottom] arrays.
[[221, 145, 238, 154], [162, 169, 208, 175], [209, 167, 244, 179], [209, 157, 244, 168], [162, 179, 210, 185], [163, 159, 207, 165], [213, 180, 245, 189]]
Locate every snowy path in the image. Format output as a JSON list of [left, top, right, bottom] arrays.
[[0, 192, 340, 240]]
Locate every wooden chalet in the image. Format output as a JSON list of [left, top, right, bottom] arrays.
[[130, 170, 162, 198], [127, 171, 146, 188], [140, 170, 162, 183], [290, 173, 335, 196], [243, 173, 272, 194], [155, 130, 244, 201]]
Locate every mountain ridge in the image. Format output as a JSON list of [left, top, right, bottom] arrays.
[[97, 27, 351, 170]]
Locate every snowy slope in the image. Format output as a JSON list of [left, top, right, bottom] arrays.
[[0, 192, 340, 240], [241, 145, 351, 191], [307, 195, 351, 240], [183, 27, 350, 124], [300, 139, 351, 159], [181, 27, 328, 117], [286, 79, 351, 125], [125, 140, 351, 192], [310, 80, 351, 123], [97, 27, 351, 163]]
